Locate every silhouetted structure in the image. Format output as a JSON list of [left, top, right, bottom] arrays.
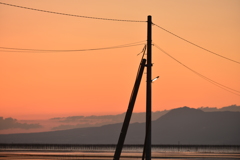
[[145, 15, 152, 160], [113, 59, 146, 160], [1, 143, 240, 153], [114, 15, 153, 160]]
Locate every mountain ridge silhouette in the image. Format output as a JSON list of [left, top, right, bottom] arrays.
[[0, 107, 239, 145]]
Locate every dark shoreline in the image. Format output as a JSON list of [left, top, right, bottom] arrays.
[[1, 143, 240, 152]]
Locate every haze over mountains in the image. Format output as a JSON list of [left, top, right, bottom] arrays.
[[0, 106, 239, 145], [1, 105, 239, 134], [50, 104, 240, 131], [0, 105, 239, 134]]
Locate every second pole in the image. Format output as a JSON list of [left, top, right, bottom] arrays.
[[146, 15, 152, 160]]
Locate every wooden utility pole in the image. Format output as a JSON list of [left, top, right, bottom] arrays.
[[113, 59, 146, 160], [113, 16, 152, 160], [146, 15, 152, 160]]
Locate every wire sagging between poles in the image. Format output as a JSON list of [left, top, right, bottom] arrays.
[[154, 43, 240, 97], [153, 23, 240, 65], [0, 41, 146, 53], [0, 2, 146, 23]]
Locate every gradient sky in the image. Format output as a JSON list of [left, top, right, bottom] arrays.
[[0, 0, 240, 120]]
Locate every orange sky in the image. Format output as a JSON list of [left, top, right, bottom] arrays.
[[0, 0, 240, 120]]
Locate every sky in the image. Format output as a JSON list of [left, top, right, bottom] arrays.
[[0, 0, 240, 121]]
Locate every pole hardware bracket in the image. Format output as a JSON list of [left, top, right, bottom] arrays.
[[145, 63, 153, 67]]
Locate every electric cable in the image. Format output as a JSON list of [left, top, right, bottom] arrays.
[[137, 44, 146, 57], [0, 2, 146, 23], [0, 41, 146, 53], [154, 43, 240, 96], [153, 23, 240, 64]]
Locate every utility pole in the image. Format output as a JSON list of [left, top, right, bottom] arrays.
[[113, 15, 152, 160], [113, 59, 146, 160], [146, 15, 152, 160]]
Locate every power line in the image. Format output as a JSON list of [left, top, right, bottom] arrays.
[[0, 2, 146, 23], [137, 44, 146, 57], [154, 43, 240, 97], [0, 41, 146, 53], [153, 23, 240, 65]]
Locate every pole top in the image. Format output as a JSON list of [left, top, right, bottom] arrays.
[[147, 15, 152, 22]]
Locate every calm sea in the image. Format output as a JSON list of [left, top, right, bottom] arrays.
[[0, 151, 239, 160], [1, 144, 239, 160]]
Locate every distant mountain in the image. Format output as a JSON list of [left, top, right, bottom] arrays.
[[50, 105, 240, 131], [50, 105, 239, 131], [50, 110, 169, 130], [198, 104, 240, 112], [0, 107, 239, 145], [152, 107, 240, 144], [1, 105, 238, 134]]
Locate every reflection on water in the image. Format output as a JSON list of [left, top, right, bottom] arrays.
[[0, 151, 239, 160], [1, 145, 239, 160]]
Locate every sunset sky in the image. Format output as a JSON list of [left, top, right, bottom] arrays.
[[1, 0, 240, 120]]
